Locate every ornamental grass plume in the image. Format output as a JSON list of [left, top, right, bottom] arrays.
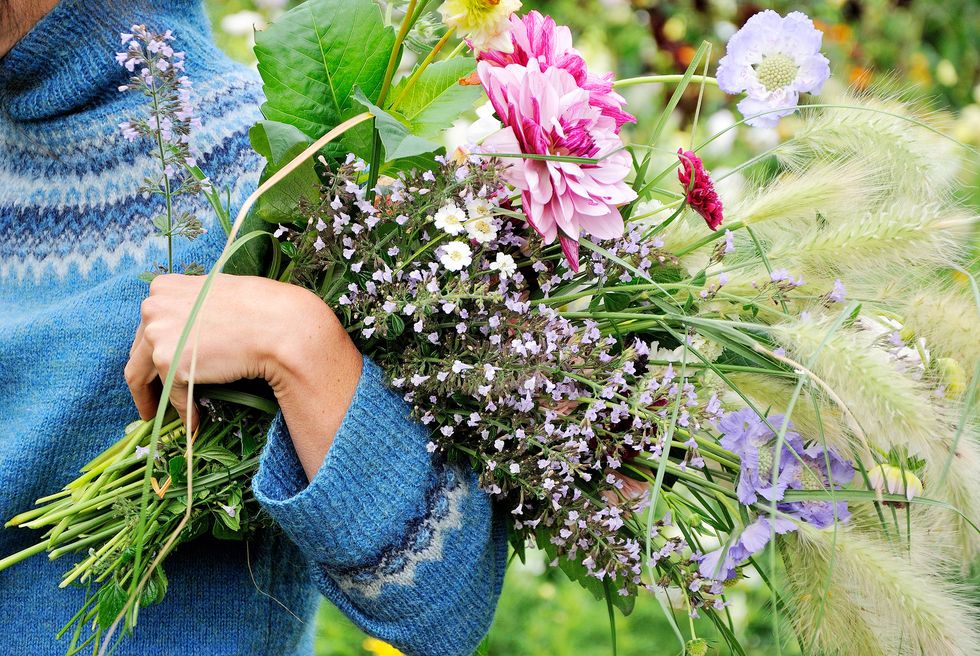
[[771, 314, 980, 562], [764, 200, 970, 282], [783, 525, 980, 656], [771, 315, 953, 460], [779, 91, 961, 196], [897, 287, 980, 373], [733, 159, 884, 229]]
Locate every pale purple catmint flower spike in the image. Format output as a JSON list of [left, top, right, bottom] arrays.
[[716, 10, 830, 128]]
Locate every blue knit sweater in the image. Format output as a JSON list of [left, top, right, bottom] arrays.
[[0, 1, 506, 654]]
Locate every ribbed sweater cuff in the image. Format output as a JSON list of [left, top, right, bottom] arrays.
[[252, 355, 435, 568]]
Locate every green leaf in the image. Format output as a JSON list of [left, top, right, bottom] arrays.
[[195, 445, 240, 468], [97, 580, 128, 629], [353, 89, 442, 162], [250, 119, 312, 165], [381, 150, 444, 176], [388, 58, 484, 139], [139, 575, 160, 608], [214, 505, 241, 533], [387, 313, 405, 338], [603, 292, 631, 312], [280, 240, 299, 259], [168, 456, 187, 486], [152, 565, 169, 605], [211, 518, 243, 541], [254, 0, 395, 156], [247, 120, 320, 224], [224, 224, 272, 278]]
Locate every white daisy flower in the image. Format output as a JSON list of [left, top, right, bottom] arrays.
[[716, 11, 830, 128], [439, 241, 473, 272], [466, 218, 498, 244], [432, 203, 467, 235], [490, 252, 517, 279]]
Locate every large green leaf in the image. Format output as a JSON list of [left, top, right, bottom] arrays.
[[247, 120, 320, 223], [353, 89, 441, 162], [254, 0, 395, 147], [388, 58, 485, 139]]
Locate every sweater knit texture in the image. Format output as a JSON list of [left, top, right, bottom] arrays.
[[0, 1, 506, 654]]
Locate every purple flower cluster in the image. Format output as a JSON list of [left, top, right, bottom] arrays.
[[700, 409, 854, 580], [116, 25, 208, 255], [279, 155, 728, 604]]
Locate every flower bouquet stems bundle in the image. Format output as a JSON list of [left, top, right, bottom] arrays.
[[4, 2, 979, 655]]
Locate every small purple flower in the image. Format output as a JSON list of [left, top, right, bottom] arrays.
[[723, 229, 735, 254], [717, 11, 830, 128], [829, 278, 846, 303]]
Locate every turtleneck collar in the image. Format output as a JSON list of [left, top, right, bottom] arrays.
[[0, 0, 214, 122]]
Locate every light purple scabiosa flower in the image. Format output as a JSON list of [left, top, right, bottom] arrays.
[[701, 408, 854, 580], [716, 11, 830, 128]]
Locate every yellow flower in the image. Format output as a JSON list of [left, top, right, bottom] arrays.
[[362, 637, 405, 656], [867, 463, 924, 502], [439, 0, 522, 53]]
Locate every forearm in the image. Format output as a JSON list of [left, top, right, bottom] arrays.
[[268, 294, 362, 480], [253, 357, 506, 655]]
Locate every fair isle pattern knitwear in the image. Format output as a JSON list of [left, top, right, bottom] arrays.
[[0, 1, 506, 655]]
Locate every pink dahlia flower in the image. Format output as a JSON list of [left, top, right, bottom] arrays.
[[476, 11, 635, 133], [479, 58, 636, 270], [677, 149, 724, 231]]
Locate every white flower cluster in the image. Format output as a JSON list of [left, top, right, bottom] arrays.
[[431, 199, 512, 277]]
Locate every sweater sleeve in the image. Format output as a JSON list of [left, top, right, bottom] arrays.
[[252, 354, 507, 656]]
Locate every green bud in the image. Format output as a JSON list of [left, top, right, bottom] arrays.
[[686, 638, 709, 656]]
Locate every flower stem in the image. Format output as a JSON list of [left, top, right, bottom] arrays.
[[388, 27, 456, 113], [613, 74, 719, 89], [0, 540, 48, 572], [367, 0, 419, 198], [149, 79, 175, 273]]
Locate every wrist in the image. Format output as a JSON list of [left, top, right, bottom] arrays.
[[264, 288, 363, 479], [268, 287, 356, 395]]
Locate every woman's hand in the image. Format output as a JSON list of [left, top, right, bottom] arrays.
[[125, 273, 363, 479]]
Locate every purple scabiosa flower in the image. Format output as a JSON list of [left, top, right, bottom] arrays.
[[716, 11, 830, 128], [699, 515, 797, 580], [718, 409, 800, 504], [704, 408, 855, 579]]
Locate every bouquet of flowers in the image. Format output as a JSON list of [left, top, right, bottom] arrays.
[[3, 2, 978, 655]]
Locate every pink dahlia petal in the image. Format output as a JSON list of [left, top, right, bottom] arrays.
[[478, 46, 635, 270], [558, 233, 581, 272], [677, 149, 724, 231], [477, 11, 635, 133]]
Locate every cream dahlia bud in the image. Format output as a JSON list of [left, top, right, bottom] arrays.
[[867, 463, 924, 502], [438, 0, 522, 53], [935, 357, 967, 399]]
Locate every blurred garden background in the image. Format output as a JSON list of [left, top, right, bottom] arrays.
[[202, 1, 979, 654]]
